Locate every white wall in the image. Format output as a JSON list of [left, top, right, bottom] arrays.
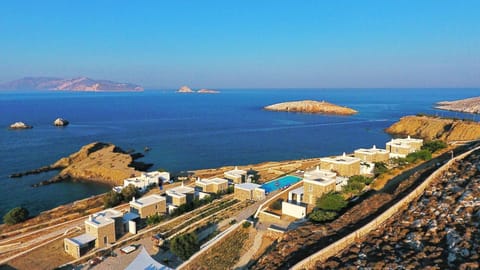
[[282, 201, 307, 219]]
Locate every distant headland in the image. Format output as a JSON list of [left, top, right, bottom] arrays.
[[0, 77, 143, 92], [176, 85, 220, 94], [435, 96, 480, 114], [264, 100, 357, 115]]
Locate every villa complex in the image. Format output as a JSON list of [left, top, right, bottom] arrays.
[[234, 183, 265, 201], [224, 166, 247, 183], [129, 194, 166, 219]]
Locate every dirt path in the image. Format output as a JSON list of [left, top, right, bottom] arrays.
[[234, 230, 265, 269]]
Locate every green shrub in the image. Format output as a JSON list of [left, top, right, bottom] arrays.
[[349, 175, 373, 185], [343, 181, 365, 195], [170, 232, 199, 260], [406, 150, 432, 163], [3, 207, 29, 225], [270, 199, 283, 210], [316, 192, 347, 211], [373, 162, 389, 176], [121, 184, 140, 202], [422, 140, 447, 153], [103, 191, 122, 208], [146, 213, 165, 226], [308, 209, 337, 223], [242, 221, 251, 228]]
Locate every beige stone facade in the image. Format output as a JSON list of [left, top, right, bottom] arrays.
[[320, 154, 361, 177], [195, 177, 228, 193], [234, 183, 262, 201], [302, 179, 336, 205], [130, 195, 166, 219], [354, 145, 390, 163], [166, 185, 195, 207], [386, 136, 423, 158], [224, 166, 247, 184]]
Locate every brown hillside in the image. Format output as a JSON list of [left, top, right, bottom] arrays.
[[385, 115, 480, 142]]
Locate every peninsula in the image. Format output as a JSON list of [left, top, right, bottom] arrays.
[[0, 77, 143, 91], [264, 100, 357, 115], [435, 96, 480, 114], [10, 142, 152, 186], [386, 115, 480, 142]]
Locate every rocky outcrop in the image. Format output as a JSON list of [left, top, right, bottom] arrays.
[[0, 77, 143, 91], [436, 96, 480, 114], [9, 122, 32, 129], [10, 142, 152, 186], [197, 89, 220, 94], [53, 118, 69, 126], [386, 115, 480, 142], [264, 100, 357, 115], [177, 85, 194, 93]]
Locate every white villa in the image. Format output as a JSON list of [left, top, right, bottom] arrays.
[[165, 184, 196, 210], [354, 145, 390, 163], [195, 177, 229, 193], [115, 171, 171, 193], [386, 136, 424, 158]]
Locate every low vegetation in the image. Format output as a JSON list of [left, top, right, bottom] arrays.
[[421, 140, 447, 153], [309, 192, 347, 223], [270, 199, 283, 210], [170, 232, 200, 260], [146, 213, 165, 225], [103, 184, 140, 208], [3, 206, 29, 225]]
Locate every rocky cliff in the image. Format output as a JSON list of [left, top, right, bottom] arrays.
[[0, 77, 143, 91], [435, 96, 480, 114], [386, 115, 480, 142], [11, 142, 152, 186], [264, 100, 357, 115]]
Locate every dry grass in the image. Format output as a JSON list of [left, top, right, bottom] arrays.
[[185, 227, 252, 270], [5, 238, 73, 270]]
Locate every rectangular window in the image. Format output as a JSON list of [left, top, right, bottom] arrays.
[[104, 236, 107, 244]]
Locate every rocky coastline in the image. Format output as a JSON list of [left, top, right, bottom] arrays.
[[10, 142, 152, 186], [435, 96, 480, 114], [264, 100, 357, 115], [386, 115, 480, 142]]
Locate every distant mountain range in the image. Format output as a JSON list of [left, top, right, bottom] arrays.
[[0, 77, 143, 91]]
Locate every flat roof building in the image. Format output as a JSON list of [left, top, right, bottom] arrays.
[[234, 183, 265, 201], [166, 184, 195, 207], [224, 166, 247, 184], [195, 177, 229, 194], [320, 153, 361, 177], [130, 195, 166, 219], [354, 145, 390, 163], [386, 136, 423, 158]]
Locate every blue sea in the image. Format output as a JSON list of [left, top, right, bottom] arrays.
[[0, 88, 478, 219]]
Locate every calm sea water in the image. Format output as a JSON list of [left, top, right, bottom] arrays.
[[0, 88, 478, 218]]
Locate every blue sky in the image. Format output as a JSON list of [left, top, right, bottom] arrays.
[[0, 1, 479, 88]]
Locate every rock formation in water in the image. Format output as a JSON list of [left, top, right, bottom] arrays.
[[386, 115, 480, 142], [177, 85, 194, 93], [0, 77, 143, 91], [9, 122, 32, 129], [435, 96, 480, 114], [264, 100, 357, 115], [10, 142, 152, 186], [53, 118, 69, 126], [197, 89, 220, 94]]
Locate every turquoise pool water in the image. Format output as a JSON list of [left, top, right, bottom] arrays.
[[261, 175, 302, 193]]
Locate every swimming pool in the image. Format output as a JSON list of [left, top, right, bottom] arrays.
[[261, 175, 302, 193]]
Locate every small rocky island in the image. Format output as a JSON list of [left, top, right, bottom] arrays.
[[10, 142, 152, 186], [197, 88, 220, 94], [9, 122, 33, 129], [177, 86, 220, 94], [435, 96, 480, 114], [53, 118, 69, 126], [264, 100, 357, 115], [177, 85, 195, 93]]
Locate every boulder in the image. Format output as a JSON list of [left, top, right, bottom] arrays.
[[9, 122, 32, 129], [53, 118, 69, 126]]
